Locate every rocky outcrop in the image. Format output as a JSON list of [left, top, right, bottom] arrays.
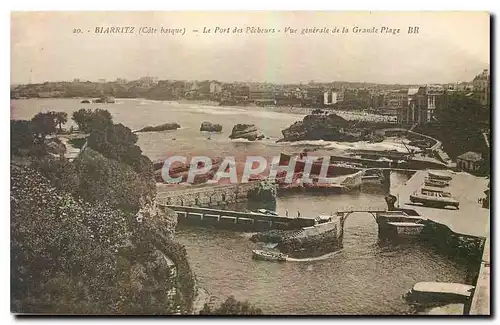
[[279, 113, 381, 142], [200, 121, 222, 132], [250, 228, 343, 258], [229, 124, 264, 141], [136, 123, 181, 133], [246, 181, 277, 211]]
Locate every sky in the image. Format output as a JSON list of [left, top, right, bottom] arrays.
[[10, 11, 490, 85]]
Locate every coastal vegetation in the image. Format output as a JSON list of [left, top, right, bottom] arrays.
[[10, 108, 196, 314], [199, 296, 263, 315], [415, 93, 490, 165]]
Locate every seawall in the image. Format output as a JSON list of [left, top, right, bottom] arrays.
[[156, 181, 268, 208], [469, 235, 490, 315]]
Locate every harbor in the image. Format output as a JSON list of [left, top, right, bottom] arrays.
[[11, 97, 490, 315]]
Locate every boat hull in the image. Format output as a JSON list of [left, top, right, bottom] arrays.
[[410, 195, 459, 209], [252, 250, 287, 262]]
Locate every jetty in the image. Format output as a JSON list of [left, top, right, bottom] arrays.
[[162, 205, 315, 231], [396, 169, 490, 315]]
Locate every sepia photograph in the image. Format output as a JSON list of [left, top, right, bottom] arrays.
[[9, 11, 491, 316]]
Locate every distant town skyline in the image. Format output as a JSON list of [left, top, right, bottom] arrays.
[[11, 12, 490, 85]]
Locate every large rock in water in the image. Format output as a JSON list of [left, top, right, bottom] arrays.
[[136, 123, 180, 133], [229, 124, 264, 141], [200, 121, 223, 132], [279, 113, 373, 142]]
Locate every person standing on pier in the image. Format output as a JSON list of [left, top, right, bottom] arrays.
[[286, 209, 289, 217], [297, 211, 301, 218]]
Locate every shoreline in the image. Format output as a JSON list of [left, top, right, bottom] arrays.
[[11, 96, 398, 120]]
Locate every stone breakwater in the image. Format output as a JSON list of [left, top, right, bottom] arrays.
[[156, 181, 275, 208], [420, 219, 485, 265]]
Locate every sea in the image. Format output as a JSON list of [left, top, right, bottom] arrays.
[[11, 98, 472, 315]]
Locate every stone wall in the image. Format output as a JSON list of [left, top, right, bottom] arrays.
[[420, 219, 485, 265], [156, 181, 267, 208]]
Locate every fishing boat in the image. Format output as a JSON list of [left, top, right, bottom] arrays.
[[403, 282, 474, 305], [252, 249, 288, 262], [410, 187, 459, 209], [428, 170, 453, 181], [424, 177, 449, 188], [386, 222, 425, 237]]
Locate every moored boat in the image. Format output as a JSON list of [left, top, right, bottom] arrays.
[[428, 170, 453, 181], [410, 187, 459, 209], [403, 282, 474, 305], [424, 177, 449, 188], [252, 249, 288, 262], [386, 221, 425, 237]]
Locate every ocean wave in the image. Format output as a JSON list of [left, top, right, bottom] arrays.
[[280, 139, 418, 153]]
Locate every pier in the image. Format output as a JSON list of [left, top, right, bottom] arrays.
[[161, 205, 315, 231], [396, 169, 490, 315]]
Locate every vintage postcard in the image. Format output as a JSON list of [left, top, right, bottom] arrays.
[[10, 11, 490, 315]]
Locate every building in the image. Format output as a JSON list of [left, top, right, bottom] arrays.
[[209, 81, 223, 96], [405, 87, 420, 124], [343, 88, 371, 109], [384, 89, 408, 122], [472, 69, 490, 106], [456, 151, 483, 173], [249, 85, 275, 101], [425, 84, 444, 123], [323, 89, 343, 106], [305, 86, 324, 105], [370, 92, 385, 111], [405, 85, 445, 125]]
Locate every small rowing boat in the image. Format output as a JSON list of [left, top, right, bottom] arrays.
[[252, 249, 288, 262]]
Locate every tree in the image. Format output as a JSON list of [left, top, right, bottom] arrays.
[[72, 108, 112, 133], [31, 112, 57, 142], [428, 92, 490, 159], [11, 120, 35, 155], [87, 123, 146, 171], [54, 112, 68, 132]]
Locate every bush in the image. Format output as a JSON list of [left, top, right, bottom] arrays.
[[74, 148, 155, 211], [31, 156, 80, 196], [11, 120, 35, 155], [199, 296, 263, 315], [11, 164, 188, 314], [87, 123, 147, 172]]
